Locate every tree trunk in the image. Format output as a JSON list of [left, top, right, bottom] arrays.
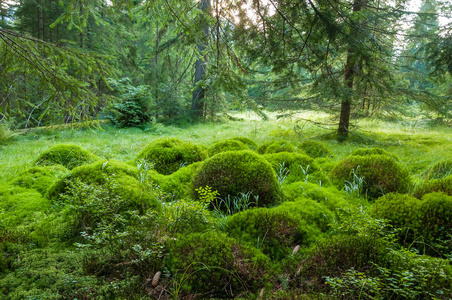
[[337, 0, 366, 140], [37, 0, 44, 40], [79, 1, 85, 49], [191, 0, 210, 120]]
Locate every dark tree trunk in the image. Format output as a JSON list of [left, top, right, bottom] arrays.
[[191, 0, 210, 120], [37, 0, 44, 40], [337, 0, 366, 140]]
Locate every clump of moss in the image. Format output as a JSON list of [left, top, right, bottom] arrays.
[[225, 207, 307, 259], [192, 151, 280, 207], [47, 160, 159, 212], [371, 193, 421, 229], [10, 165, 68, 195], [330, 154, 411, 200], [413, 175, 452, 199], [229, 136, 258, 150], [135, 138, 207, 175], [423, 160, 452, 180], [153, 162, 202, 199], [418, 192, 452, 244], [351, 147, 399, 161], [166, 231, 268, 297], [208, 139, 249, 156], [263, 152, 330, 185], [299, 140, 333, 158], [257, 140, 301, 155], [35, 144, 99, 169]]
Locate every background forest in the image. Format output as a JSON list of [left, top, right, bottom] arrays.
[[1, 1, 452, 299]]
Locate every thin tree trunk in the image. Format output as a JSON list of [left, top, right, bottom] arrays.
[[79, 1, 84, 49], [37, 0, 44, 40], [191, 0, 210, 120]]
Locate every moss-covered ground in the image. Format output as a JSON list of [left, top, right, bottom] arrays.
[[0, 111, 451, 299]]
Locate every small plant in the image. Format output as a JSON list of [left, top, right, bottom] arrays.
[[276, 162, 290, 185], [213, 192, 259, 215], [344, 167, 365, 199]]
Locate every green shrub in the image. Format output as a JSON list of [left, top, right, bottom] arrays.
[[35, 144, 99, 170], [47, 160, 159, 213], [165, 231, 269, 297], [371, 193, 421, 229], [423, 160, 452, 180], [257, 140, 300, 154], [208, 139, 249, 156], [225, 207, 308, 259], [192, 151, 280, 208], [10, 165, 68, 195], [351, 147, 399, 161], [413, 175, 452, 198], [136, 138, 207, 175], [229, 136, 258, 150], [330, 154, 411, 200], [418, 192, 452, 244], [263, 152, 330, 186], [299, 140, 333, 158]]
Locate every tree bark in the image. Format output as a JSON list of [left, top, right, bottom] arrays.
[[337, 0, 366, 140], [37, 0, 44, 40], [191, 0, 210, 120]]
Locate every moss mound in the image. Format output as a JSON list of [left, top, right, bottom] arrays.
[[330, 154, 411, 200], [10, 165, 68, 195], [47, 160, 158, 211], [263, 152, 330, 185], [257, 140, 300, 155], [166, 231, 268, 297], [351, 147, 399, 161], [208, 139, 249, 156], [413, 175, 452, 198], [192, 151, 280, 207], [225, 207, 307, 259], [418, 192, 452, 244], [136, 138, 207, 175], [35, 143, 99, 169], [229, 136, 258, 150], [371, 193, 421, 229], [423, 160, 452, 180], [299, 140, 333, 158]]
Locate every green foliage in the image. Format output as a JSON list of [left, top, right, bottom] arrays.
[[192, 150, 280, 207], [136, 138, 207, 175], [371, 193, 421, 229], [0, 121, 14, 144], [35, 143, 99, 170], [229, 136, 258, 150], [299, 140, 333, 158], [282, 182, 349, 214], [413, 174, 452, 198], [47, 160, 159, 213], [418, 192, 452, 245], [166, 231, 269, 297], [424, 159, 452, 179], [257, 140, 299, 154], [208, 139, 249, 156], [330, 154, 411, 200], [10, 165, 68, 195], [225, 207, 307, 259], [263, 152, 330, 186], [154, 162, 202, 199], [351, 147, 399, 161], [107, 78, 152, 128]]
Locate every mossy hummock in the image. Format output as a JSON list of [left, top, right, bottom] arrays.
[[136, 137, 207, 175], [208, 139, 249, 156], [257, 140, 300, 154], [35, 143, 99, 169], [299, 140, 333, 158], [192, 150, 280, 207], [10, 165, 68, 195]]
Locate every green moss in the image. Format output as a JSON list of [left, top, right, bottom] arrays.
[[229, 136, 258, 150], [0, 185, 50, 228], [413, 175, 452, 198], [282, 182, 349, 213], [423, 160, 452, 180], [35, 143, 99, 169], [371, 193, 421, 229], [418, 192, 452, 243], [10, 165, 68, 195], [330, 155, 411, 200], [135, 137, 207, 175], [208, 139, 249, 156], [263, 152, 330, 186], [257, 140, 300, 154], [166, 231, 269, 297], [47, 160, 159, 212], [225, 207, 307, 259], [193, 151, 280, 207], [299, 140, 333, 158], [351, 147, 399, 161], [155, 162, 202, 199]]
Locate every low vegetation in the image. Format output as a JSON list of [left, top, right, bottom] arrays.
[[0, 112, 451, 299]]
